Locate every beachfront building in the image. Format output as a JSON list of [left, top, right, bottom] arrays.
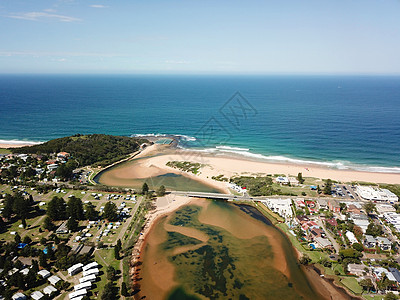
[[275, 176, 289, 185], [356, 186, 398, 202]]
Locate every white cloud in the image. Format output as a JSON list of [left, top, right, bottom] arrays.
[[8, 11, 81, 22], [89, 5, 108, 8]]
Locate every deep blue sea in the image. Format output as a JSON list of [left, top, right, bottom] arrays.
[[1, 74, 399, 172]]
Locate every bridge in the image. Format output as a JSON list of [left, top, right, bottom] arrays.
[[170, 191, 266, 202]]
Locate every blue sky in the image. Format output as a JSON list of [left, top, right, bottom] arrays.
[[1, 0, 400, 74]]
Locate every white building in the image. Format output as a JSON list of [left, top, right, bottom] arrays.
[[82, 268, 99, 277], [31, 291, 44, 300], [83, 262, 99, 272], [79, 274, 97, 284], [74, 281, 92, 292], [261, 198, 293, 219], [68, 263, 83, 276], [12, 293, 26, 300], [346, 231, 358, 244], [48, 275, 61, 285], [38, 269, 51, 279], [68, 288, 87, 300], [43, 285, 57, 296], [356, 186, 398, 202]]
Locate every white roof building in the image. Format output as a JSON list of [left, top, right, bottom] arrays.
[[82, 261, 98, 272], [345, 231, 358, 244], [82, 268, 99, 277], [38, 269, 51, 278], [31, 291, 44, 300], [74, 281, 92, 291], [373, 267, 396, 282], [356, 186, 398, 202], [79, 274, 97, 284], [12, 293, 26, 300], [48, 275, 61, 285], [43, 285, 57, 296], [68, 263, 83, 276], [68, 289, 87, 300]]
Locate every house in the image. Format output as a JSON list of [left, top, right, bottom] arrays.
[[48, 275, 61, 285], [56, 221, 68, 234], [373, 267, 397, 281], [38, 269, 51, 279], [328, 200, 341, 213], [43, 285, 57, 296], [348, 264, 367, 276], [31, 291, 44, 300], [82, 268, 99, 277], [347, 205, 361, 215], [376, 237, 391, 251], [389, 268, 400, 284], [288, 177, 299, 186], [74, 281, 92, 291], [346, 231, 358, 244], [57, 152, 70, 160], [364, 235, 377, 248], [317, 199, 329, 210], [82, 262, 99, 272], [67, 263, 83, 276], [310, 228, 324, 239], [325, 218, 338, 227], [12, 293, 26, 300], [79, 274, 97, 284], [315, 237, 332, 249], [68, 288, 87, 300]]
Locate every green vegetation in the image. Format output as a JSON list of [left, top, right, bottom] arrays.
[[0, 148, 11, 154], [11, 134, 148, 167], [381, 184, 400, 198], [166, 161, 205, 174], [323, 179, 332, 195], [230, 176, 293, 196], [211, 174, 229, 182]]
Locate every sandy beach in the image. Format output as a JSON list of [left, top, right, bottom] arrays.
[[107, 146, 400, 189], [0, 142, 40, 149]]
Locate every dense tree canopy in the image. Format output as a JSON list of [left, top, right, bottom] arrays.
[[47, 196, 67, 221], [103, 202, 118, 222], [13, 134, 148, 167]]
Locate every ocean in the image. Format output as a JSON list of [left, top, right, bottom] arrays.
[[1, 74, 399, 172]]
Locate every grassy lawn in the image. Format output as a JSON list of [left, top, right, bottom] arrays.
[[0, 148, 11, 154], [363, 296, 384, 300], [339, 276, 363, 295], [324, 263, 345, 276]]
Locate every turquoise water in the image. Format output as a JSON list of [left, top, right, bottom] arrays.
[[1, 74, 400, 171]]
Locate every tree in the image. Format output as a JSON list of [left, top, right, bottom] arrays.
[[47, 196, 67, 221], [299, 254, 311, 265], [114, 245, 120, 260], [352, 243, 364, 252], [141, 182, 149, 195], [85, 203, 98, 221], [157, 185, 166, 196], [107, 266, 116, 281], [102, 282, 116, 300], [67, 196, 84, 220], [339, 202, 347, 212], [121, 282, 129, 296], [385, 292, 398, 300], [103, 202, 118, 222], [43, 216, 54, 231], [22, 236, 32, 244], [323, 179, 332, 195], [67, 217, 79, 232], [366, 222, 383, 237], [297, 172, 305, 184], [364, 201, 376, 215], [359, 278, 374, 292], [14, 233, 21, 244]]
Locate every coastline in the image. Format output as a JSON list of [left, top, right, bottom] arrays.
[[106, 146, 400, 186], [0, 142, 41, 148]]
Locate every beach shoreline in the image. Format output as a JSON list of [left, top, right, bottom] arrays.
[[102, 145, 400, 186]]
